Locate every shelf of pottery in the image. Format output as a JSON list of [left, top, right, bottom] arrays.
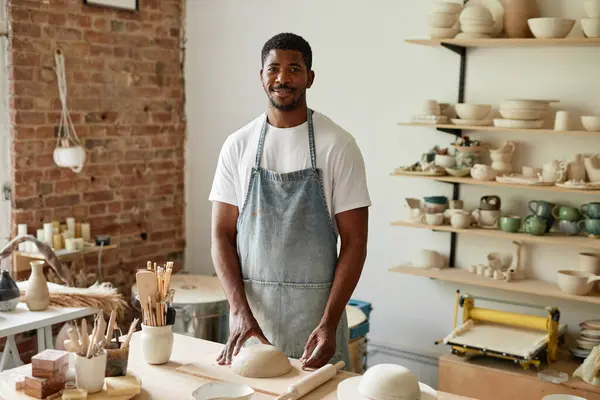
[[391, 1, 600, 305], [426, 0, 600, 42]]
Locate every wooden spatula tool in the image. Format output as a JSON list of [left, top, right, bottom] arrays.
[[275, 361, 345, 400], [136, 270, 158, 326]]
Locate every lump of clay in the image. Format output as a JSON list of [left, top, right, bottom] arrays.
[[358, 364, 420, 400], [231, 343, 292, 378]]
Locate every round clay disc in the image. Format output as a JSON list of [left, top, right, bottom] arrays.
[[337, 376, 438, 400]]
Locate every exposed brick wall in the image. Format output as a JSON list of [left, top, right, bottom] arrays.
[[8, 0, 186, 294]]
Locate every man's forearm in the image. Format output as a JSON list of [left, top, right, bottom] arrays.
[[320, 237, 367, 328], [211, 236, 251, 316]]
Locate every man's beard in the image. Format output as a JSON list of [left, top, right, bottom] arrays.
[[268, 89, 305, 111]]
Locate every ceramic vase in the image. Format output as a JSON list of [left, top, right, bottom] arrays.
[[25, 261, 50, 311], [0, 270, 21, 312], [140, 324, 173, 364], [501, 0, 540, 38], [568, 154, 587, 181]]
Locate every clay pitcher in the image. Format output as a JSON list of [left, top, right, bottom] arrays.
[[501, 0, 540, 38], [25, 260, 50, 311]]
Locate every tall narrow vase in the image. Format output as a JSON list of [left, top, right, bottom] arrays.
[[501, 0, 540, 38], [25, 261, 50, 311]]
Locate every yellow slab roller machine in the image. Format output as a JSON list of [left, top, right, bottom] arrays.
[[438, 291, 566, 370]]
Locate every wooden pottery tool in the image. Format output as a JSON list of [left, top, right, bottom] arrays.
[[276, 361, 345, 400], [135, 269, 158, 326]]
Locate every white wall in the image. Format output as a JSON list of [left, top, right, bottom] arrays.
[[184, 0, 600, 388], [0, 0, 10, 255]]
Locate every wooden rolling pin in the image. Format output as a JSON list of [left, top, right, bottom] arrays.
[[276, 361, 345, 400]]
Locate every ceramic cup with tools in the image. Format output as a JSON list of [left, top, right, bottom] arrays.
[[552, 205, 582, 222], [578, 219, 600, 238], [480, 195, 501, 211], [581, 202, 600, 219], [524, 215, 549, 236], [500, 216, 522, 233]]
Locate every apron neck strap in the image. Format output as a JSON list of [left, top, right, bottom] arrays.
[[255, 108, 317, 170]]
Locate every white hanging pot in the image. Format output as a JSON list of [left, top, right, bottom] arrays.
[[53, 144, 86, 173]]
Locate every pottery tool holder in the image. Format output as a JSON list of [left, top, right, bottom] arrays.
[[135, 261, 175, 327], [440, 292, 565, 369]]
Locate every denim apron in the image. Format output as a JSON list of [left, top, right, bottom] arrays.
[[236, 108, 350, 367]]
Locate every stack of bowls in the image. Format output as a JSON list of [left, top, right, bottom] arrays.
[[493, 99, 550, 129], [457, 5, 494, 39], [428, 2, 462, 38], [582, 0, 600, 38], [570, 319, 600, 360]]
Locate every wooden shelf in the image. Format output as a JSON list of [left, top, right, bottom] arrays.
[[391, 172, 600, 195], [405, 38, 600, 48], [398, 122, 600, 137], [389, 266, 600, 305], [14, 244, 118, 260], [391, 220, 600, 251]]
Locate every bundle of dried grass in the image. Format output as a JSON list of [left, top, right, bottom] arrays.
[[18, 281, 129, 321]]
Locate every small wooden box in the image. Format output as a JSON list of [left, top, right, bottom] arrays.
[[24, 368, 67, 399], [32, 349, 69, 379]]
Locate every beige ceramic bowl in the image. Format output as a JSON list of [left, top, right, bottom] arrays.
[[433, 1, 463, 15], [428, 12, 457, 28], [429, 25, 460, 38], [582, 18, 600, 38], [455, 103, 491, 120], [528, 17, 575, 39], [499, 108, 546, 120], [461, 23, 494, 34], [557, 270, 600, 296], [585, 0, 600, 18], [582, 116, 600, 132], [501, 99, 551, 111], [459, 5, 493, 25]]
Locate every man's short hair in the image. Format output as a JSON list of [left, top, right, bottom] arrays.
[[261, 32, 312, 70]]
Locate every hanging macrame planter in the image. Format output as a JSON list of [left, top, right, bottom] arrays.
[[53, 49, 86, 173]]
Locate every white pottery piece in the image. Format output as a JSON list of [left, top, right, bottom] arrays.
[[417, 250, 445, 269], [580, 252, 600, 274], [425, 213, 445, 226], [25, 261, 50, 311], [192, 382, 255, 400], [554, 110, 571, 131], [493, 118, 544, 129], [491, 161, 513, 175], [450, 210, 472, 229], [542, 160, 567, 183], [53, 145, 86, 173], [472, 209, 500, 228], [434, 154, 456, 168], [471, 164, 497, 181], [584, 155, 600, 182], [75, 351, 107, 394], [582, 116, 600, 132], [556, 270, 600, 296], [140, 324, 174, 364]]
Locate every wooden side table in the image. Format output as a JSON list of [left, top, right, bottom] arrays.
[[439, 353, 600, 400]]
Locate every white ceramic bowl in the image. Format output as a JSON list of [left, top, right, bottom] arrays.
[[435, 154, 456, 168], [499, 108, 546, 120], [433, 1, 463, 15], [528, 17, 575, 39], [585, 0, 600, 18], [459, 5, 493, 25], [192, 382, 255, 400], [582, 116, 600, 132], [429, 25, 460, 38], [455, 103, 491, 120], [461, 23, 494, 34], [500, 99, 551, 111], [556, 270, 600, 296], [582, 18, 600, 38], [428, 12, 457, 28]]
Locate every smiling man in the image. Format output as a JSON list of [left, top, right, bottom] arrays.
[[209, 32, 371, 370]]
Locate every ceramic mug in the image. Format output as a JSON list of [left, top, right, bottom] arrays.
[[578, 219, 600, 237], [558, 220, 581, 236], [450, 211, 472, 229], [524, 215, 549, 236], [472, 209, 500, 228], [500, 216, 522, 233], [425, 213, 444, 226], [581, 203, 600, 219], [552, 205, 582, 222], [522, 166, 541, 178], [580, 252, 600, 274], [528, 200, 555, 219]]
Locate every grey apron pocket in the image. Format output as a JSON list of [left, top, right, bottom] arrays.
[[242, 279, 282, 346]]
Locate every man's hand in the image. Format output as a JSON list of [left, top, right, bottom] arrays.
[[299, 322, 337, 369], [217, 310, 271, 365]]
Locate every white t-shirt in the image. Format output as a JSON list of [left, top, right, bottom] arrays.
[[208, 111, 371, 229]]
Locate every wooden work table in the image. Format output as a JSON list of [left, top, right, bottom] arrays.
[[439, 352, 600, 400], [0, 332, 474, 399]]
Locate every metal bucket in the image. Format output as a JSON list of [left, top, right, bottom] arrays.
[[131, 273, 230, 344]]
